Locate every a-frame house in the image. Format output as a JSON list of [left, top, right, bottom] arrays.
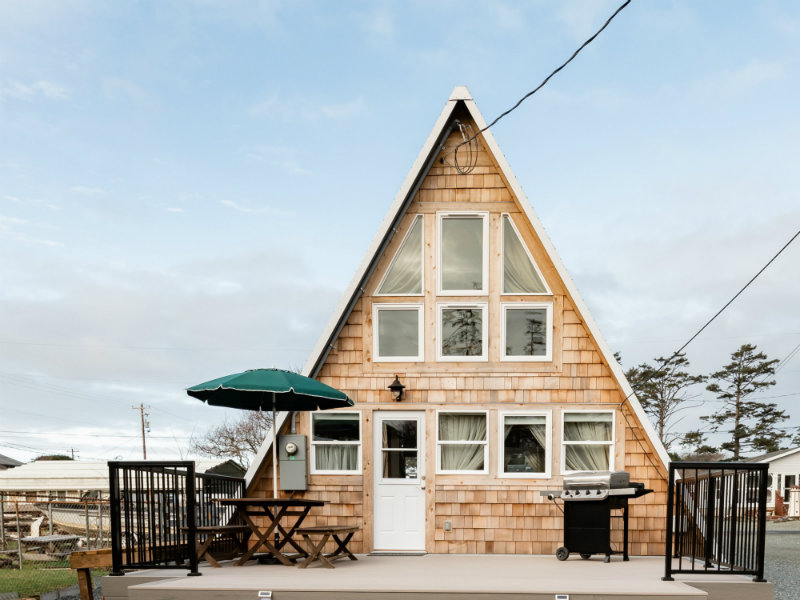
[[246, 86, 670, 556]]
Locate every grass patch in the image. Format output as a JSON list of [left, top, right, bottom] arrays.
[[0, 562, 108, 597]]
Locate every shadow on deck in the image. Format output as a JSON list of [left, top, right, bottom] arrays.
[[102, 554, 773, 600]]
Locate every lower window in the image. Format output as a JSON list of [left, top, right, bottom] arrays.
[[437, 412, 488, 473], [562, 411, 614, 472], [310, 412, 361, 474], [500, 413, 550, 477]]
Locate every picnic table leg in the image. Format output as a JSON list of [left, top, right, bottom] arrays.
[[236, 509, 293, 567], [77, 568, 92, 600]]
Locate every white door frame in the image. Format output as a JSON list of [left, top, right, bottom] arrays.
[[372, 410, 426, 552]]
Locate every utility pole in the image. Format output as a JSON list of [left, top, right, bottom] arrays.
[[132, 404, 150, 460]]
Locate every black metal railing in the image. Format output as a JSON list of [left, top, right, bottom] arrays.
[[663, 461, 768, 582], [108, 461, 245, 576]]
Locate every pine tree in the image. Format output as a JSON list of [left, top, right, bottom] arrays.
[[702, 344, 788, 459], [625, 353, 705, 450]]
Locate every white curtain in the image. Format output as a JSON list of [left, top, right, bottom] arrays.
[[378, 215, 423, 294], [504, 415, 546, 473], [315, 445, 358, 471], [563, 413, 612, 471], [439, 414, 486, 471], [503, 216, 546, 293]]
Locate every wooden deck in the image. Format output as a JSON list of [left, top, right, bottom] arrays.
[[101, 555, 773, 600]]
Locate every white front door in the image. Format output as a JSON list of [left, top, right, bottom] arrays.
[[373, 411, 426, 551]]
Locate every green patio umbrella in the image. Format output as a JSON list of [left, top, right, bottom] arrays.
[[187, 368, 354, 497]]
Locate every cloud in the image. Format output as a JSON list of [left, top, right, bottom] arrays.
[[249, 92, 366, 121], [694, 60, 785, 99], [102, 78, 151, 104], [0, 79, 70, 101], [220, 199, 295, 216], [245, 145, 313, 175], [70, 185, 107, 196], [166, 207, 185, 213], [0, 214, 63, 247]]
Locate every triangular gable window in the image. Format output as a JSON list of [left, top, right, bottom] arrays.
[[377, 215, 423, 295], [502, 215, 548, 294]]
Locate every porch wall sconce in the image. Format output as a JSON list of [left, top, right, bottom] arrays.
[[388, 375, 405, 402]]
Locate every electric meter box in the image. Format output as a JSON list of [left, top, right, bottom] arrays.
[[278, 434, 307, 491]]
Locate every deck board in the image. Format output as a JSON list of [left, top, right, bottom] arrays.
[[103, 555, 771, 600]]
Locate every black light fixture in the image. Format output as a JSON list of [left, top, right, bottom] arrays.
[[388, 375, 405, 402]]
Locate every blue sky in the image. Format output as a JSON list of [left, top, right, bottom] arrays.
[[1, 0, 798, 462]]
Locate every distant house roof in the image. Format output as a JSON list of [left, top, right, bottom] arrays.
[[745, 446, 800, 464], [0, 453, 23, 469], [0, 458, 243, 492]]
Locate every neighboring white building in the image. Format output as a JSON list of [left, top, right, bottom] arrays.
[[748, 446, 800, 516], [0, 459, 244, 500]]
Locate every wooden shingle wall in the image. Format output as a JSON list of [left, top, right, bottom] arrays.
[[251, 123, 668, 556]]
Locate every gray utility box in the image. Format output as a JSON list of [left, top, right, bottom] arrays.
[[278, 434, 307, 491]]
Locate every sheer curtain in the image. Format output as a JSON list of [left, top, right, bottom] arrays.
[[504, 415, 547, 473], [315, 445, 358, 471], [439, 414, 486, 471], [564, 413, 612, 471], [378, 215, 423, 294], [503, 216, 547, 293]]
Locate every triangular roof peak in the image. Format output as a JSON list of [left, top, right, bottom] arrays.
[[449, 85, 473, 101], [245, 89, 670, 485]]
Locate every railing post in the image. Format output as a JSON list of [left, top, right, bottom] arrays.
[[0, 493, 5, 551], [729, 468, 740, 571], [109, 461, 124, 576], [704, 474, 715, 568], [15, 498, 22, 570], [754, 465, 768, 582], [186, 462, 200, 576], [662, 462, 675, 581]]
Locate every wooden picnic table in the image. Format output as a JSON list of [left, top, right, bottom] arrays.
[[215, 498, 324, 566], [21, 533, 80, 558]]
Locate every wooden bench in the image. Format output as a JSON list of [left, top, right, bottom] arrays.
[[181, 525, 250, 567], [70, 548, 112, 600], [295, 525, 359, 569]]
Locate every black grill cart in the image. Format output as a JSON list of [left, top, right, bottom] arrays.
[[541, 471, 653, 562]]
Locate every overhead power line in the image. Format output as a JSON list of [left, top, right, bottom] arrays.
[[453, 0, 632, 171]]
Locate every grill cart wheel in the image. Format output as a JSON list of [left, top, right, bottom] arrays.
[[556, 546, 569, 561], [580, 553, 591, 560]]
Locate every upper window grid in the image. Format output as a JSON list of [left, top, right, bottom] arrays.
[[376, 214, 424, 296], [501, 303, 553, 362], [437, 302, 489, 362], [501, 214, 550, 295], [373, 303, 424, 362], [437, 212, 489, 296]]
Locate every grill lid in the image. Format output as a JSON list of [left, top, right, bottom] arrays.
[[563, 470, 630, 490]]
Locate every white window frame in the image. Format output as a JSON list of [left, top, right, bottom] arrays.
[[310, 411, 362, 475], [501, 302, 553, 362], [560, 409, 615, 475], [436, 302, 488, 362], [436, 410, 489, 475], [500, 213, 551, 295], [375, 214, 424, 297], [373, 303, 424, 362], [437, 211, 489, 296], [498, 410, 552, 479]]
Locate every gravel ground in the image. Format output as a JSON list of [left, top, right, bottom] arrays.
[[765, 519, 800, 600]]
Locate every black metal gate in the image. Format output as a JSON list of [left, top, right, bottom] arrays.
[[108, 461, 245, 576], [663, 461, 768, 582]]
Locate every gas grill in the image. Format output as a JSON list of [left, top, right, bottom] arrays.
[[541, 471, 652, 562]]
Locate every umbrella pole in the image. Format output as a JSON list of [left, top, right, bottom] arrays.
[[272, 393, 278, 498]]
